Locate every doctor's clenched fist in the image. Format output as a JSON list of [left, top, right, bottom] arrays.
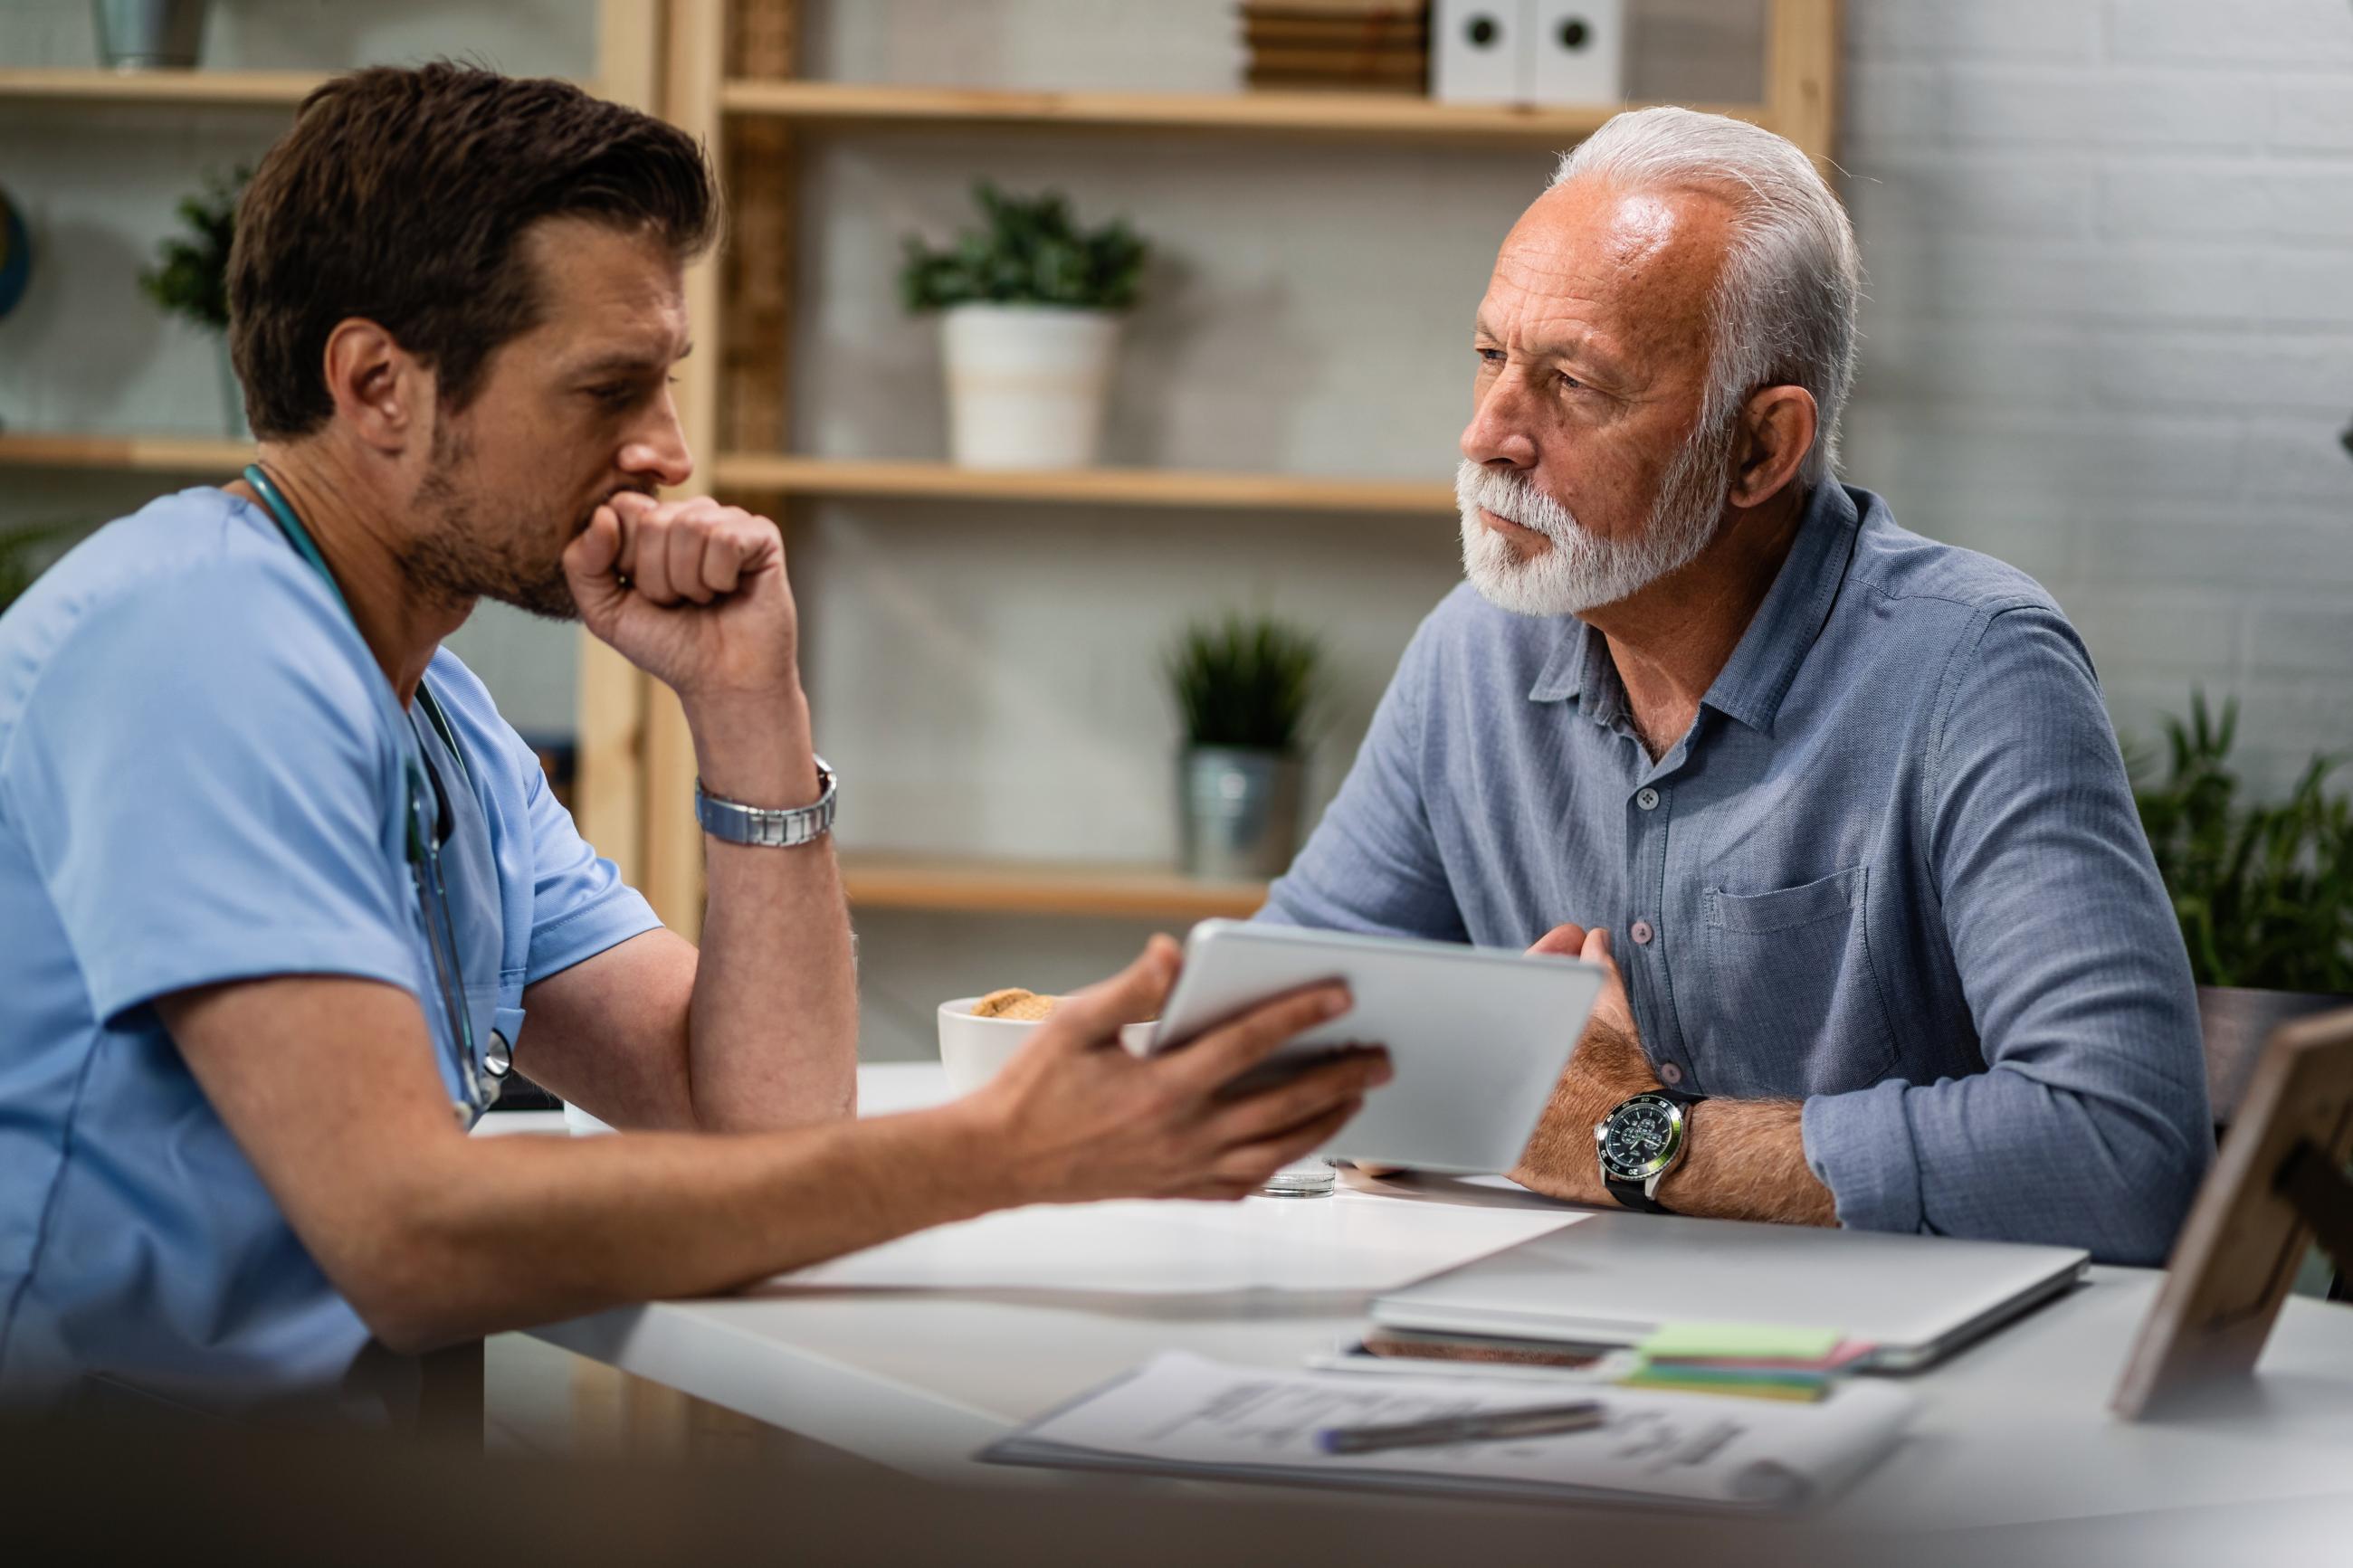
[[563, 490, 799, 708]]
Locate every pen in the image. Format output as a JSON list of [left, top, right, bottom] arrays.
[[1317, 1399, 1606, 1455]]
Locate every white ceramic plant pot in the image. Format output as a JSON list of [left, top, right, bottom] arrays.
[[939, 302, 1121, 470]]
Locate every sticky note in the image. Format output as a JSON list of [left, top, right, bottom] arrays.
[[1637, 1323, 1843, 1362], [1618, 1367, 1828, 1403]]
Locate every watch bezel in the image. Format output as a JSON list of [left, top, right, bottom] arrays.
[[1593, 1092, 1691, 1183]]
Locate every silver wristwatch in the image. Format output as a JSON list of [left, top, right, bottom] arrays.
[[694, 756, 837, 848]]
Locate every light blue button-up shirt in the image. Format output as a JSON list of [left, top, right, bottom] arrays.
[[1265, 482, 2212, 1264], [0, 488, 660, 1418]]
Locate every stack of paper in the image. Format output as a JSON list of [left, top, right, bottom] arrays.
[[984, 1352, 1916, 1510], [1619, 1324, 1873, 1403]]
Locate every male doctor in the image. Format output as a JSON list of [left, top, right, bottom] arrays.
[[0, 63, 1385, 1419]]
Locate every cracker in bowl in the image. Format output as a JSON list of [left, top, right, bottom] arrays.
[[971, 987, 1060, 1022]]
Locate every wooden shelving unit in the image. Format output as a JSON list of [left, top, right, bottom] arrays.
[[0, 68, 605, 108], [0, 432, 252, 473], [0, 437, 1453, 515], [602, 0, 1839, 935], [712, 453, 1453, 514], [718, 78, 1753, 146], [0, 68, 328, 106], [0, 4, 1839, 931], [840, 854, 1266, 922]]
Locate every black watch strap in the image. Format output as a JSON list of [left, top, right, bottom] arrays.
[[1603, 1083, 1707, 1215], [1605, 1174, 1672, 1214]]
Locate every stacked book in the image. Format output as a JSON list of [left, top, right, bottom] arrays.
[[1617, 1323, 1874, 1404], [1239, 2, 1432, 94]]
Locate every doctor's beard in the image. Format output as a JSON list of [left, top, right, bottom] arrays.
[[1455, 415, 1738, 618]]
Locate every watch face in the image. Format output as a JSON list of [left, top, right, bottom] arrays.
[[1596, 1094, 1686, 1182]]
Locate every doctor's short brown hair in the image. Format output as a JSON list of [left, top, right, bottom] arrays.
[[228, 62, 718, 440]]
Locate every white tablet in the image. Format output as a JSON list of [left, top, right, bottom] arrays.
[[1147, 920, 1605, 1175]]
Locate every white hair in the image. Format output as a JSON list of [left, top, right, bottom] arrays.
[[1550, 107, 1862, 492]]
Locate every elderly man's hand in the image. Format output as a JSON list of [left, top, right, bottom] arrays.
[[1509, 923, 1662, 1204]]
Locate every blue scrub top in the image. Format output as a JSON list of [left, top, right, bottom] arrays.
[[0, 487, 661, 1419]]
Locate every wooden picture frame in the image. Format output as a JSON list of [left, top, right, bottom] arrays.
[[2111, 1007, 2353, 1420]]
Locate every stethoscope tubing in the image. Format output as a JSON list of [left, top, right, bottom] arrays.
[[241, 463, 504, 1116]]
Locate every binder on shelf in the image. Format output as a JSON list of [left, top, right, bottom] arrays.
[[1431, 0, 1528, 104], [1529, 0, 1624, 105]]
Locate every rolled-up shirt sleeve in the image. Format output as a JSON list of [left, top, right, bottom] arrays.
[[1801, 603, 2213, 1265]]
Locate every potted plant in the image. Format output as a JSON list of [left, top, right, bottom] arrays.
[[138, 166, 245, 438], [94, 0, 212, 71], [899, 182, 1148, 470], [0, 523, 71, 618], [2132, 691, 2353, 1117], [1167, 614, 1323, 881]]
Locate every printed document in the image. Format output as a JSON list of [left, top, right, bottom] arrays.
[[983, 1351, 1914, 1509]]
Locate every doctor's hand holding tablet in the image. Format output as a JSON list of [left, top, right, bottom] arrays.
[[943, 920, 1608, 1186]]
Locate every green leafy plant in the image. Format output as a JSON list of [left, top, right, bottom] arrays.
[[2130, 690, 2353, 993], [138, 166, 246, 332], [899, 182, 1148, 313], [0, 522, 71, 615], [1167, 614, 1323, 755]]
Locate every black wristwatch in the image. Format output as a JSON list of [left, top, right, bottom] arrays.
[[1595, 1083, 1707, 1215]]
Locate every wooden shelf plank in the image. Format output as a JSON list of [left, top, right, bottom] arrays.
[[712, 453, 1454, 514], [0, 69, 605, 109], [719, 80, 1762, 144], [0, 68, 326, 106], [0, 432, 253, 474], [840, 853, 1267, 921]]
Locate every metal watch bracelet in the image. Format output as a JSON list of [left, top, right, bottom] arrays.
[[693, 756, 837, 848]]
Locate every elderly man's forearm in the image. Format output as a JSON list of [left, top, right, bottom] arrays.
[[1653, 1100, 1836, 1226], [685, 686, 860, 1131]]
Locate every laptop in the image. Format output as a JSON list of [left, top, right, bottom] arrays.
[[1371, 1211, 2090, 1372]]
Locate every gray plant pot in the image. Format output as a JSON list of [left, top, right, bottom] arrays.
[[94, 0, 209, 71], [2196, 984, 2353, 1125], [1178, 746, 1303, 883]]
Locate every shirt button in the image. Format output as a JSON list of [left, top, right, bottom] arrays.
[[1659, 1061, 1685, 1086], [1629, 919, 1655, 946], [1635, 787, 1661, 812]]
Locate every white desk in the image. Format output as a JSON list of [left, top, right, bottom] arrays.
[[529, 1063, 2353, 1532]]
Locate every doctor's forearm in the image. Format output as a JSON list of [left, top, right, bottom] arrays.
[[369, 1107, 1011, 1353], [683, 686, 860, 1132]]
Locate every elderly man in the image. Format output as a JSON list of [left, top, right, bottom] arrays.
[[1268, 108, 2211, 1265]]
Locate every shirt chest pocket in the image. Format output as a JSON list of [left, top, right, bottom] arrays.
[[1700, 865, 1900, 1098]]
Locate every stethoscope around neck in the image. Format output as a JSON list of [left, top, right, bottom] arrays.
[[242, 462, 511, 1118]]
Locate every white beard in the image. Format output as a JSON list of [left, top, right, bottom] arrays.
[[1455, 423, 1735, 618]]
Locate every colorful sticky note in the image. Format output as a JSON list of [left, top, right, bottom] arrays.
[[1637, 1322, 1843, 1362]]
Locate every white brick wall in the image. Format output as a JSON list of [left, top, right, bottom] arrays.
[[1840, 1, 2353, 790]]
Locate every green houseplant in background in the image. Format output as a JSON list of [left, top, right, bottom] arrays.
[[900, 182, 1148, 470], [138, 166, 247, 438], [0, 522, 71, 619], [1167, 614, 1323, 881], [2131, 690, 2353, 1120]]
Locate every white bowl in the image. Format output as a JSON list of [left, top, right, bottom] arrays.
[[937, 996, 1157, 1097], [937, 997, 1047, 1097]]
